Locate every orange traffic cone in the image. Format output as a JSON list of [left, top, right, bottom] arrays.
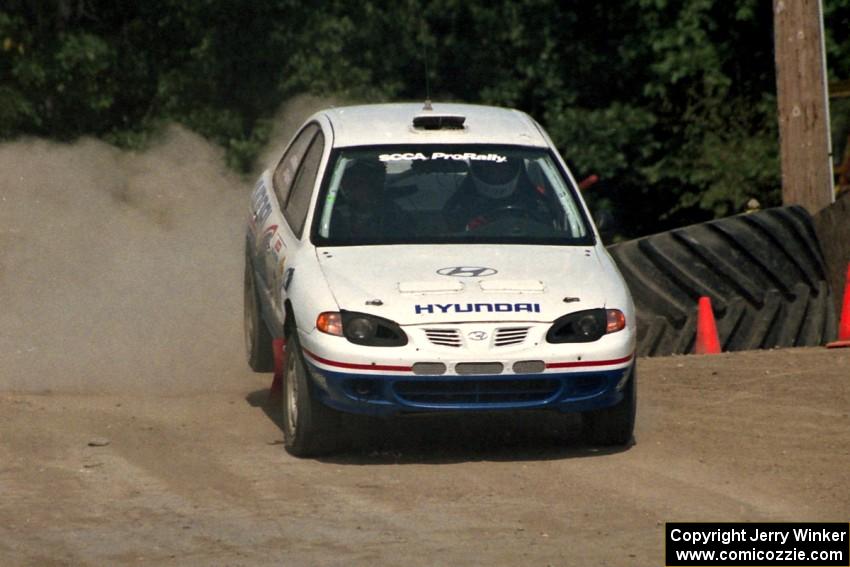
[[827, 264, 850, 349], [268, 338, 286, 400], [695, 296, 721, 354]]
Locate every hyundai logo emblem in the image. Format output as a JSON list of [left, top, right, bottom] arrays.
[[436, 266, 498, 278], [467, 331, 488, 341]]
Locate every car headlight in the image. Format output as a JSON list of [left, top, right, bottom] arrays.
[[316, 311, 408, 347], [346, 316, 377, 341], [546, 308, 626, 343]]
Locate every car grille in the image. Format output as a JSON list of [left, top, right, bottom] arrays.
[[424, 328, 462, 347], [394, 378, 561, 405], [494, 327, 530, 347], [424, 327, 531, 348]]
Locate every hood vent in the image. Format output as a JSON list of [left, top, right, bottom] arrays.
[[398, 280, 464, 294], [479, 280, 545, 293], [412, 113, 466, 130]]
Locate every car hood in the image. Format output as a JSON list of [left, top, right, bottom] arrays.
[[315, 244, 610, 325]]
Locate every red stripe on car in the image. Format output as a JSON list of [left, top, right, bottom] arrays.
[[303, 349, 632, 374], [302, 349, 413, 372], [545, 354, 634, 369]]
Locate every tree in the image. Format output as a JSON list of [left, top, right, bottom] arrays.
[[1, 0, 849, 236]]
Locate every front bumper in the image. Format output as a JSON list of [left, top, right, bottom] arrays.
[[304, 359, 633, 416], [297, 319, 635, 416]]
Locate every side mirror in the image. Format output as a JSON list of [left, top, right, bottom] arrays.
[[593, 209, 614, 232], [592, 209, 618, 244]]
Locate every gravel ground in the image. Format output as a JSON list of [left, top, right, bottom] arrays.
[[1, 347, 848, 566]]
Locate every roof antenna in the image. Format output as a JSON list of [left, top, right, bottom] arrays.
[[422, 35, 432, 111]]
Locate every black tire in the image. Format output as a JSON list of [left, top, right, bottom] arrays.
[[282, 333, 340, 457], [583, 365, 636, 446], [244, 255, 274, 372], [608, 206, 836, 357]]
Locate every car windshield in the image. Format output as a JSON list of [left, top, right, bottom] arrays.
[[311, 145, 593, 246]]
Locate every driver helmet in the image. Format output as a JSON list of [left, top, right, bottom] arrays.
[[341, 158, 386, 206], [469, 157, 522, 199]]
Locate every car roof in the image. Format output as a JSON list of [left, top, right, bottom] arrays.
[[318, 103, 549, 148]]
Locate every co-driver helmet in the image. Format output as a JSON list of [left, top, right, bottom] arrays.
[[469, 157, 522, 199]]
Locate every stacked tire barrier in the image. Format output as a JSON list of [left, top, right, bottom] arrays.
[[607, 206, 836, 357]]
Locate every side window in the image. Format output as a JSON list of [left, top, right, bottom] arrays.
[[273, 124, 318, 206], [285, 131, 325, 238]]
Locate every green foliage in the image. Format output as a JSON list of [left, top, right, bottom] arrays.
[[545, 103, 658, 179], [825, 0, 850, 79], [1, 0, 848, 235], [645, 96, 781, 217]]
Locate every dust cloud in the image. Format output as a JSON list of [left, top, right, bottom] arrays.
[[0, 95, 333, 393], [254, 94, 341, 177]]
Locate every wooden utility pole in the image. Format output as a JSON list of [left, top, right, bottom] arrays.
[[774, 0, 834, 214]]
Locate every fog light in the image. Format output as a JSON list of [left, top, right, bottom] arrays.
[[455, 362, 504, 375], [412, 362, 447, 375], [512, 360, 545, 374], [349, 379, 378, 398]]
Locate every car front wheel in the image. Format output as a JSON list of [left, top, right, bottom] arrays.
[[583, 365, 636, 446], [282, 333, 340, 457]]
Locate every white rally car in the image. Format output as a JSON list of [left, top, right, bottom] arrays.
[[244, 103, 636, 456]]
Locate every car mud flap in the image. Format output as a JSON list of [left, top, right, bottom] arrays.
[[268, 338, 287, 401]]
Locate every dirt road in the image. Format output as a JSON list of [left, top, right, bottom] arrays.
[[2, 348, 848, 566]]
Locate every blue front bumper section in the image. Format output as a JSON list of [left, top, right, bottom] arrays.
[[304, 361, 633, 417]]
